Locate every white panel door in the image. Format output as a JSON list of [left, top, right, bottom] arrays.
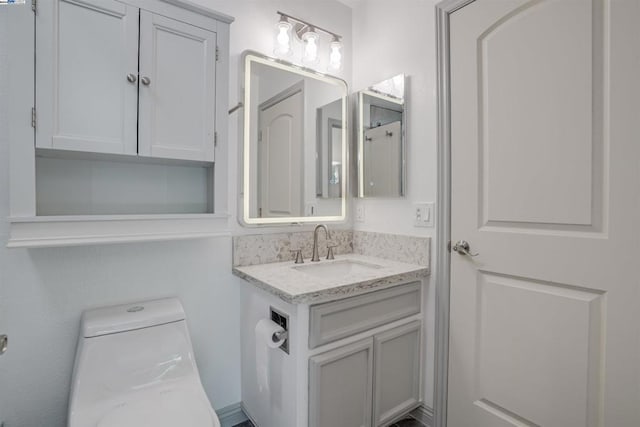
[[36, 0, 139, 154], [258, 90, 304, 218], [139, 11, 217, 162], [448, 1, 639, 426]]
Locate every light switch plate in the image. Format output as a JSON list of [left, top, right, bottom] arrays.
[[414, 202, 434, 227], [305, 202, 318, 216]]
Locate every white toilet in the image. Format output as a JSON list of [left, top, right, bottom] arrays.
[[68, 298, 221, 427]]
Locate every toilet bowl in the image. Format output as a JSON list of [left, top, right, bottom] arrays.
[[68, 298, 220, 427]]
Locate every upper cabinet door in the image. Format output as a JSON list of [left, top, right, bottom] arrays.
[[36, 0, 139, 155], [138, 12, 217, 162]]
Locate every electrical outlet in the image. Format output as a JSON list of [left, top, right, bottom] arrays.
[[414, 202, 434, 227], [355, 205, 365, 222]]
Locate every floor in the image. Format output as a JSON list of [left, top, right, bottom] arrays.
[[232, 415, 427, 427]]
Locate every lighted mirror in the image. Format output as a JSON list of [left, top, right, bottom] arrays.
[[357, 74, 406, 198], [242, 52, 348, 225]]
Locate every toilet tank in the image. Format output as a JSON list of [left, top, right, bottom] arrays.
[[69, 298, 201, 414]]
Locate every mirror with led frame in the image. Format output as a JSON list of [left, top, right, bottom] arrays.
[[357, 74, 406, 198], [241, 52, 348, 225]]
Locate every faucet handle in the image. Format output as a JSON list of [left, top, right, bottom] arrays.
[[326, 244, 338, 260], [290, 249, 304, 264]]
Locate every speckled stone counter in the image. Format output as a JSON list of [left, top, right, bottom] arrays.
[[232, 253, 429, 304]]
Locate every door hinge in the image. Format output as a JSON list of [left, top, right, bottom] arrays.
[[258, 130, 262, 142], [258, 207, 262, 217], [31, 107, 37, 129], [214, 131, 218, 147], [31, 0, 37, 13], [215, 46, 220, 61]]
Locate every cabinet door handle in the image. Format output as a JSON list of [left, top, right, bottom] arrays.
[[126, 73, 137, 83], [141, 76, 151, 86]]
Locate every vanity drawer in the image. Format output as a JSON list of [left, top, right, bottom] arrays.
[[309, 281, 421, 349]]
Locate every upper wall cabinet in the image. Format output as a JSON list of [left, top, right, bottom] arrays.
[[5, 1, 233, 248], [36, 0, 220, 162]]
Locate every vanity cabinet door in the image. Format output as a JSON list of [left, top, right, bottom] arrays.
[[309, 338, 374, 427], [138, 11, 217, 162], [35, 0, 139, 155], [373, 321, 421, 426]]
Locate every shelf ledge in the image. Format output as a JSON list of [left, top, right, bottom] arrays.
[[7, 214, 231, 248]]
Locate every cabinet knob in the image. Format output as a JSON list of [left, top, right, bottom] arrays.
[[141, 76, 151, 86], [126, 73, 137, 83]]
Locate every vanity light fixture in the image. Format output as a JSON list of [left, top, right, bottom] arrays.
[[275, 11, 343, 73]]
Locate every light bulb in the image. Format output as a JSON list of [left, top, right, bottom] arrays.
[[274, 18, 292, 57], [329, 39, 342, 71], [302, 30, 319, 64]]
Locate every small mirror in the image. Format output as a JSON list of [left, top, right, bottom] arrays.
[[242, 52, 348, 225], [357, 74, 406, 198]]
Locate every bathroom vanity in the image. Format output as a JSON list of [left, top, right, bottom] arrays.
[[233, 246, 429, 427]]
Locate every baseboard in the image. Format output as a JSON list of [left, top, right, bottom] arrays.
[[217, 402, 249, 427], [410, 404, 434, 427], [217, 401, 432, 427]]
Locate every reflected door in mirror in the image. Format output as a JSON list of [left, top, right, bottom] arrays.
[[258, 87, 304, 217]]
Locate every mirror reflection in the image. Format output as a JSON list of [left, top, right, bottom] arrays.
[[242, 52, 347, 224], [243, 52, 347, 224], [357, 74, 406, 198]]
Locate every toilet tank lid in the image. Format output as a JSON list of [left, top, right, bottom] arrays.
[[82, 298, 186, 338]]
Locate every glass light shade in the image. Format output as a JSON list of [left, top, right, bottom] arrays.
[[328, 40, 342, 72], [274, 19, 292, 57], [302, 30, 319, 64]]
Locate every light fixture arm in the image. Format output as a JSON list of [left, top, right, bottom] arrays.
[[277, 11, 342, 42]]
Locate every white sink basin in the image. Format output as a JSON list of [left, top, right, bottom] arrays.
[[293, 259, 383, 279]]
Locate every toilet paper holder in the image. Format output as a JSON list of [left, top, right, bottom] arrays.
[[270, 306, 290, 354], [272, 330, 288, 343]]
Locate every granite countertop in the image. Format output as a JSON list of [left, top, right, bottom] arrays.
[[232, 254, 429, 304]]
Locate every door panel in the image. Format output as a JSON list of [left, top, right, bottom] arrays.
[[478, 0, 597, 228], [138, 11, 216, 162], [448, 0, 639, 426], [36, 0, 139, 154], [309, 338, 374, 427], [373, 321, 421, 426]]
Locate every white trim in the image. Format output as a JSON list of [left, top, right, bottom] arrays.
[[434, 1, 477, 427], [411, 404, 434, 427], [216, 402, 248, 427], [7, 215, 230, 248]]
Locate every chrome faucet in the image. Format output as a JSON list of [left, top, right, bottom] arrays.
[[311, 224, 330, 262]]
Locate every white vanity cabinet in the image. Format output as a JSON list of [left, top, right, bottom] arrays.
[[309, 322, 422, 427], [36, 0, 224, 162], [240, 280, 424, 427], [308, 283, 422, 427]]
